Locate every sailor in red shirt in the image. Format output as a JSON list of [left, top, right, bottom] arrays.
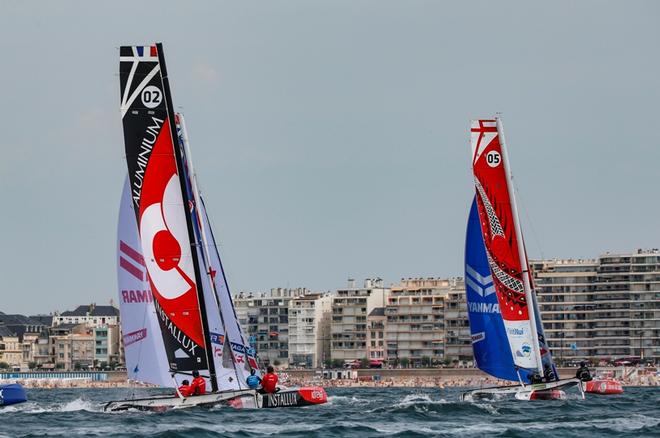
[[176, 379, 193, 397], [190, 370, 207, 396], [260, 365, 279, 394]]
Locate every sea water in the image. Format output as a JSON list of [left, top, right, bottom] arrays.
[[0, 387, 658, 437]]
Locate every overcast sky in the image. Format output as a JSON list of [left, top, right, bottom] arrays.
[[1, 1, 658, 314]]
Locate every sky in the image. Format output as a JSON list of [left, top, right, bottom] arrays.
[[1, 1, 658, 315]]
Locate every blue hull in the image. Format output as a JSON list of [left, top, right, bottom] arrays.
[[0, 384, 27, 406]]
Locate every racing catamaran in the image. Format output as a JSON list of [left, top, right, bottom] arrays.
[[105, 43, 327, 411], [462, 118, 583, 401]]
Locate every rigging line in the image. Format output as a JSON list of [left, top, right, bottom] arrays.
[[511, 176, 545, 260]]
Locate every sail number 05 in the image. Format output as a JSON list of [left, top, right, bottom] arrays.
[[486, 150, 501, 168], [141, 86, 162, 109]]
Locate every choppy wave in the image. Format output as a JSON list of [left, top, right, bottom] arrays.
[[0, 387, 658, 437]]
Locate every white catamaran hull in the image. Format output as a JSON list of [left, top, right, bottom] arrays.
[[461, 378, 584, 401], [104, 386, 328, 412]]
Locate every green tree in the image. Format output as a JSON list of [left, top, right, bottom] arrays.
[[0, 362, 9, 370], [421, 356, 431, 368], [359, 358, 370, 369], [74, 362, 82, 371], [323, 359, 332, 369], [28, 361, 38, 370], [100, 361, 108, 370], [56, 363, 65, 370], [331, 359, 343, 369], [273, 359, 281, 366], [400, 357, 410, 368]]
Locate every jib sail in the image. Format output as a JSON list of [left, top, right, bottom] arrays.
[[117, 176, 171, 387], [465, 196, 527, 382]]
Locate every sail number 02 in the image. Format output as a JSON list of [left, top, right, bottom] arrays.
[[486, 151, 501, 168], [141, 86, 162, 109]]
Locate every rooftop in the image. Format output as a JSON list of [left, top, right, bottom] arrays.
[[60, 305, 119, 317], [0, 325, 17, 337]]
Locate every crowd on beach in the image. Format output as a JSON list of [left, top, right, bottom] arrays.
[[5, 367, 659, 389], [13, 379, 154, 389], [283, 370, 660, 389]]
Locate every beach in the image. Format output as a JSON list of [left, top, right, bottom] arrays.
[[7, 367, 658, 389]]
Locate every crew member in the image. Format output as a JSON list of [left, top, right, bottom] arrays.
[[191, 370, 207, 395], [260, 365, 279, 394], [528, 371, 543, 384], [177, 379, 193, 397], [575, 361, 593, 382], [543, 364, 556, 382], [246, 369, 262, 390]]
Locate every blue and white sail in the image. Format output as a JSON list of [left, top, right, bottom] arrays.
[[465, 196, 529, 383]]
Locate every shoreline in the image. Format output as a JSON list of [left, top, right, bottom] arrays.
[[4, 366, 657, 389]]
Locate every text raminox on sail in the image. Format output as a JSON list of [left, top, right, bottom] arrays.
[[106, 43, 326, 411]]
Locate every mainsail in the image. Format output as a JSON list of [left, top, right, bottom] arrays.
[[119, 44, 218, 389], [465, 196, 526, 382], [117, 177, 171, 387], [469, 118, 544, 376]]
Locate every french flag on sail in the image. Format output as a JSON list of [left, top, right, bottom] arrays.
[[135, 45, 158, 58]]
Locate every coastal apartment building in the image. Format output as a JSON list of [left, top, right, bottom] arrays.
[[330, 278, 389, 363], [53, 304, 122, 367], [235, 288, 309, 366], [367, 308, 386, 363], [442, 278, 472, 364], [49, 324, 95, 370], [384, 278, 450, 366], [288, 293, 332, 368], [531, 248, 660, 363], [0, 325, 23, 370]]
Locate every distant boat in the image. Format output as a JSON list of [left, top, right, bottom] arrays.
[[0, 383, 27, 406], [461, 118, 583, 401], [105, 43, 327, 412]]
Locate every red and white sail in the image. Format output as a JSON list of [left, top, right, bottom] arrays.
[[119, 44, 213, 378], [470, 118, 542, 373]]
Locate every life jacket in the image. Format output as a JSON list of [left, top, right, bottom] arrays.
[[177, 384, 193, 397], [191, 376, 207, 395], [261, 373, 278, 393]]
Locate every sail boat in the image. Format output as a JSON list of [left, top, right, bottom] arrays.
[[105, 43, 327, 411], [462, 118, 584, 401]]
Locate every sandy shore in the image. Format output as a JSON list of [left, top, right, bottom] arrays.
[[7, 368, 658, 389]]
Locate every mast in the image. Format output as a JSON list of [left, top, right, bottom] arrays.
[[156, 42, 219, 392], [178, 113, 243, 386], [496, 117, 544, 377]]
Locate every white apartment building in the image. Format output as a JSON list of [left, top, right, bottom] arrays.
[[385, 277, 451, 366], [531, 248, 660, 363], [442, 278, 472, 363], [288, 293, 332, 368], [235, 288, 309, 367], [331, 278, 389, 363]]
